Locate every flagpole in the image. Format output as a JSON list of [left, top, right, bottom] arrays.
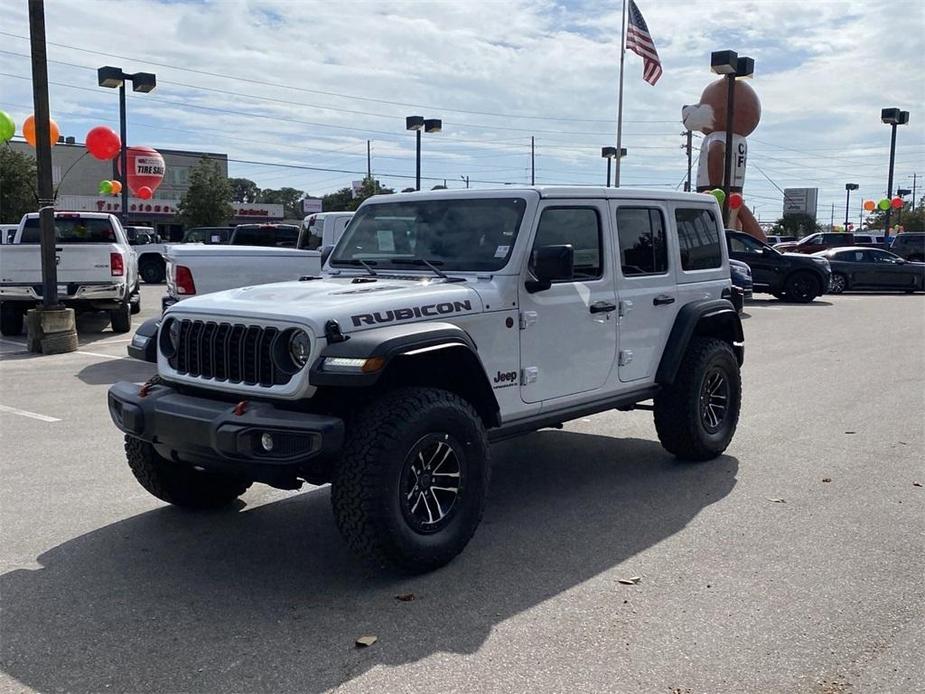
[[614, 0, 627, 188]]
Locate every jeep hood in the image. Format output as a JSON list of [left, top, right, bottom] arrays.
[[164, 276, 484, 335]]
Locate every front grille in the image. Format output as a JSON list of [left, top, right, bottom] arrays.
[[169, 319, 290, 387]]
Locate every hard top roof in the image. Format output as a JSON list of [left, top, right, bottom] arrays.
[[364, 185, 719, 205]]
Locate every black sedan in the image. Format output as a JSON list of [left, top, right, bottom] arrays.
[[815, 247, 925, 294]]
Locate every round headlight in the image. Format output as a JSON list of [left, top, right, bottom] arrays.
[[288, 330, 311, 369], [160, 318, 181, 357]]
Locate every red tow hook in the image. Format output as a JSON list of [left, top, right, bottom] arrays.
[[138, 375, 162, 398], [234, 400, 249, 416]]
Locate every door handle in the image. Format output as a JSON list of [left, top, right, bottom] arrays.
[[653, 295, 676, 306], [589, 301, 617, 314]]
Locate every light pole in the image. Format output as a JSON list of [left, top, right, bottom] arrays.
[[880, 107, 909, 238], [896, 187, 912, 226], [710, 50, 754, 220], [405, 116, 441, 191], [601, 147, 627, 187], [98, 66, 156, 221], [844, 183, 858, 229]]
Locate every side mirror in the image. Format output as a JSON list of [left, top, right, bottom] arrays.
[[126, 228, 137, 244], [526, 244, 573, 293], [320, 245, 334, 266]]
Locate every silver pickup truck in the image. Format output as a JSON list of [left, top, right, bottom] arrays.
[[0, 212, 140, 336]]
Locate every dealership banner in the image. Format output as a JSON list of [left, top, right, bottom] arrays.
[[56, 195, 284, 219]]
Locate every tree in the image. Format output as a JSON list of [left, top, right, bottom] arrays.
[[0, 147, 37, 224], [770, 213, 820, 237], [258, 187, 304, 219], [177, 158, 233, 227], [228, 177, 260, 203], [320, 177, 396, 212]]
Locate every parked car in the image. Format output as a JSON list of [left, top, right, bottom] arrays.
[[852, 233, 886, 246], [1, 224, 18, 244], [229, 223, 300, 248], [124, 225, 174, 284], [181, 226, 234, 244], [815, 247, 924, 294], [726, 229, 830, 303], [729, 258, 752, 313], [300, 212, 354, 252], [773, 232, 855, 254], [0, 212, 139, 335], [890, 232, 925, 262], [111, 186, 743, 572], [765, 235, 796, 246]]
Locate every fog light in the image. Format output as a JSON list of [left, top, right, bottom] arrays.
[[260, 432, 274, 452]]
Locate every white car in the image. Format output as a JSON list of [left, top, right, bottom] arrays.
[[110, 187, 743, 572], [0, 212, 139, 335]]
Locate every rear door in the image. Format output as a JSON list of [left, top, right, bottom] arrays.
[[611, 200, 676, 383], [867, 249, 917, 288]]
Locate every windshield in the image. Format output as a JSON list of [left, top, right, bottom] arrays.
[[330, 197, 527, 271], [20, 216, 117, 244], [231, 225, 299, 247]]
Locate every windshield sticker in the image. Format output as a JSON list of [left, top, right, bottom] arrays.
[[376, 229, 395, 252], [494, 245, 510, 258]]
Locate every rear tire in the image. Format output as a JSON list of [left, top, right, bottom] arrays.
[[784, 271, 820, 303], [110, 302, 132, 333], [124, 436, 251, 509], [331, 387, 490, 573], [654, 337, 741, 461], [0, 304, 24, 336], [139, 258, 166, 284]]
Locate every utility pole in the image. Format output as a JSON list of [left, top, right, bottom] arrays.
[[530, 136, 535, 185], [26, 0, 76, 353], [366, 140, 371, 180], [912, 172, 917, 207], [830, 202, 834, 231], [682, 131, 693, 192]]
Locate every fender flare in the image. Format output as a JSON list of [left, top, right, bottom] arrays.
[[655, 299, 743, 386]]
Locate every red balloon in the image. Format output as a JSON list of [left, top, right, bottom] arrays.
[[118, 145, 166, 196], [136, 186, 153, 200], [891, 197, 903, 209], [728, 192, 743, 210], [85, 126, 121, 160]]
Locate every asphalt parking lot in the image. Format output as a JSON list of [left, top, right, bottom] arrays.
[[1, 285, 923, 693]]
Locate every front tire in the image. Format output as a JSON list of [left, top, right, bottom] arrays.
[[654, 337, 741, 461], [110, 302, 132, 333], [0, 303, 24, 336], [784, 271, 821, 303], [125, 436, 251, 509], [829, 273, 847, 294], [331, 387, 490, 573]]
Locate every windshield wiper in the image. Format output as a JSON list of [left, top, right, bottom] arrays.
[[336, 258, 378, 276], [390, 258, 450, 279]]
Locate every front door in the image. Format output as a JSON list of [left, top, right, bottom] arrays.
[[727, 232, 780, 289], [612, 202, 678, 382], [518, 201, 617, 403]]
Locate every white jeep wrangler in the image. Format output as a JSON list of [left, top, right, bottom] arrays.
[[109, 187, 744, 572]]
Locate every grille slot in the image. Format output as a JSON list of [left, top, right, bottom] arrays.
[[168, 319, 291, 387]]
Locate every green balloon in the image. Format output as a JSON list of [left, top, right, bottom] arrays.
[[878, 198, 890, 210], [0, 110, 14, 143], [710, 188, 726, 205], [99, 180, 113, 195]]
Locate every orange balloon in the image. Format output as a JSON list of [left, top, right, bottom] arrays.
[[22, 114, 60, 147], [863, 200, 876, 212], [110, 180, 123, 194]]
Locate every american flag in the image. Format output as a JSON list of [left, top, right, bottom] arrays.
[[625, 0, 662, 85]]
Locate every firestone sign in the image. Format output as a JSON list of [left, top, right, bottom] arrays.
[[56, 195, 284, 219]]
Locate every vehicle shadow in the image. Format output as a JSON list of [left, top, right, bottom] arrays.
[[76, 358, 156, 385], [0, 431, 738, 693]]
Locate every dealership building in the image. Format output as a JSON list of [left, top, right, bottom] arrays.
[[8, 139, 283, 241]]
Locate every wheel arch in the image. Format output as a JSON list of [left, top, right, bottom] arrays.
[[656, 299, 744, 386]]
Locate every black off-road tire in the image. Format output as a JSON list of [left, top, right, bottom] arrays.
[[139, 257, 166, 284], [654, 337, 741, 461], [110, 302, 132, 333], [0, 304, 24, 336], [124, 435, 251, 509], [784, 271, 821, 303], [331, 387, 490, 573]]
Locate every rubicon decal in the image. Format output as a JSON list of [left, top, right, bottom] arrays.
[[351, 300, 472, 327]]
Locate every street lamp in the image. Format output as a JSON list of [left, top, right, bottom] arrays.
[[406, 115, 441, 191], [880, 107, 909, 238], [896, 187, 912, 226], [844, 183, 858, 229], [711, 50, 754, 219], [601, 147, 627, 187], [98, 66, 156, 221]]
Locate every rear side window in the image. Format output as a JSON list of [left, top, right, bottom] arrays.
[[616, 207, 668, 276], [20, 217, 116, 244], [675, 208, 722, 270], [531, 207, 602, 279]]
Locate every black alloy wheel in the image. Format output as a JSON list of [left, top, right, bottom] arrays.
[[785, 272, 820, 303], [400, 434, 464, 533], [700, 368, 730, 433], [829, 273, 847, 294]]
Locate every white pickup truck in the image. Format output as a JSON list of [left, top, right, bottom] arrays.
[[162, 223, 321, 311], [0, 211, 139, 336]]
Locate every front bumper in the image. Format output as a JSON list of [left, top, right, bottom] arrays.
[[108, 381, 344, 484]]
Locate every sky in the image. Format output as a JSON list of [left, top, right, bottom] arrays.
[[1, 0, 923, 223]]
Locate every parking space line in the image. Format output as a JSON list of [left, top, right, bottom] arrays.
[[0, 338, 27, 347], [0, 404, 61, 422], [76, 350, 129, 360]]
